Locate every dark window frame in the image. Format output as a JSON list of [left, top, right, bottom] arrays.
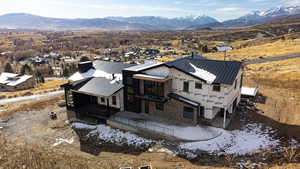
[[144, 80, 164, 97], [199, 106, 205, 118], [213, 84, 221, 92], [112, 95, 117, 105], [126, 77, 133, 85], [100, 97, 105, 103], [195, 82, 202, 89], [183, 81, 189, 92], [234, 80, 237, 89], [155, 103, 164, 111], [183, 106, 194, 119]]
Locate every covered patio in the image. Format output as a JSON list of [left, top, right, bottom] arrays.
[[108, 111, 222, 142]]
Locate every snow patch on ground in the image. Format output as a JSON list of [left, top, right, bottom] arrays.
[[72, 122, 154, 148], [179, 123, 280, 155], [112, 116, 221, 141], [52, 137, 74, 147], [71, 122, 284, 157]]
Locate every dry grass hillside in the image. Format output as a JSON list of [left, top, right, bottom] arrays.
[[244, 58, 300, 130], [204, 39, 300, 61]]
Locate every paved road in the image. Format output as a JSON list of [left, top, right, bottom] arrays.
[[0, 90, 64, 105], [244, 53, 300, 65]]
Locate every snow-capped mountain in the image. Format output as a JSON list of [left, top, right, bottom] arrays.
[[0, 13, 219, 31], [261, 5, 300, 17], [105, 15, 219, 30], [215, 5, 300, 28]]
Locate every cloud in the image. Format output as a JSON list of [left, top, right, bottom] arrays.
[[216, 7, 243, 12], [87, 4, 189, 13], [283, 0, 300, 5]]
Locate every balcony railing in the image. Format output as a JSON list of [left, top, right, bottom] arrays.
[[135, 94, 168, 103]]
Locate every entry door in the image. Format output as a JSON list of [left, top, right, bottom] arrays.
[[145, 101, 149, 114]]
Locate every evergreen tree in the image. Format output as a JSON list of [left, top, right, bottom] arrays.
[[4, 63, 14, 73], [21, 64, 32, 75]]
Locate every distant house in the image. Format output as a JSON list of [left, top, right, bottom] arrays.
[[63, 54, 243, 129], [0, 72, 35, 92], [144, 49, 160, 56], [62, 61, 135, 119], [216, 46, 233, 52]]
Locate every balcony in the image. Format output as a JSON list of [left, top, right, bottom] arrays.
[[135, 94, 168, 103]]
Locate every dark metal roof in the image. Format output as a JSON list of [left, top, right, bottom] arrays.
[[72, 77, 123, 97], [168, 93, 200, 107], [165, 57, 242, 85], [93, 60, 135, 74]]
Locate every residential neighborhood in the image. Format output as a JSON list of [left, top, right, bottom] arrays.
[[0, 1, 300, 168]]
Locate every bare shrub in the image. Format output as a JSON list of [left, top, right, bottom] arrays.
[[283, 147, 300, 162], [224, 154, 236, 167]]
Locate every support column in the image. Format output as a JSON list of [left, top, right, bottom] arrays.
[[223, 108, 227, 128]]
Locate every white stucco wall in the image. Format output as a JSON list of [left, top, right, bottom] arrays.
[[142, 65, 242, 120], [97, 89, 123, 109]]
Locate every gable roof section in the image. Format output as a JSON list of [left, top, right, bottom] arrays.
[[93, 60, 135, 74], [72, 77, 123, 97], [165, 57, 242, 85], [69, 61, 135, 82], [126, 56, 242, 85], [0, 72, 33, 86]]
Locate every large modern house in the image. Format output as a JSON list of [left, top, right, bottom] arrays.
[[63, 54, 243, 128]]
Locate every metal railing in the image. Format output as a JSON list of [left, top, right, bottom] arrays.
[[111, 116, 175, 137]]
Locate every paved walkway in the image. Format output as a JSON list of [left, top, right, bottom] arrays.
[[244, 53, 300, 65], [0, 90, 64, 105], [110, 112, 223, 142]]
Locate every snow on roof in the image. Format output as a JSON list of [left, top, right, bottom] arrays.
[[0, 72, 32, 86], [133, 74, 168, 82], [189, 63, 216, 84], [180, 123, 280, 155], [241, 87, 258, 96], [71, 122, 154, 147], [216, 46, 233, 52], [124, 62, 163, 72], [68, 68, 122, 83], [6, 75, 32, 86]]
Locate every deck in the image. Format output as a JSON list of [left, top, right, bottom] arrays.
[[72, 104, 120, 120]]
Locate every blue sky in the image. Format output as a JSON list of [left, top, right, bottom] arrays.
[[1, 0, 299, 21]]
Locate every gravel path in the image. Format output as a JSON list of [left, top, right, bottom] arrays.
[[244, 53, 300, 65], [0, 90, 64, 105]]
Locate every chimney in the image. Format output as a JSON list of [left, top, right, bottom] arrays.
[[191, 52, 197, 59], [78, 61, 93, 73]]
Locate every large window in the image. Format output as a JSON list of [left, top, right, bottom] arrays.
[[112, 96, 117, 105], [100, 97, 105, 103], [144, 81, 164, 97], [240, 75, 243, 88], [213, 84, 221, 92], [195, 82, 202, 89], [234, 80, 237, 89], [156, 103, 164, 111], [66, 90, 74, 107], [183, 106, 194, 119], [183, 81, 189, 92], [126, 77, 133, 85]]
